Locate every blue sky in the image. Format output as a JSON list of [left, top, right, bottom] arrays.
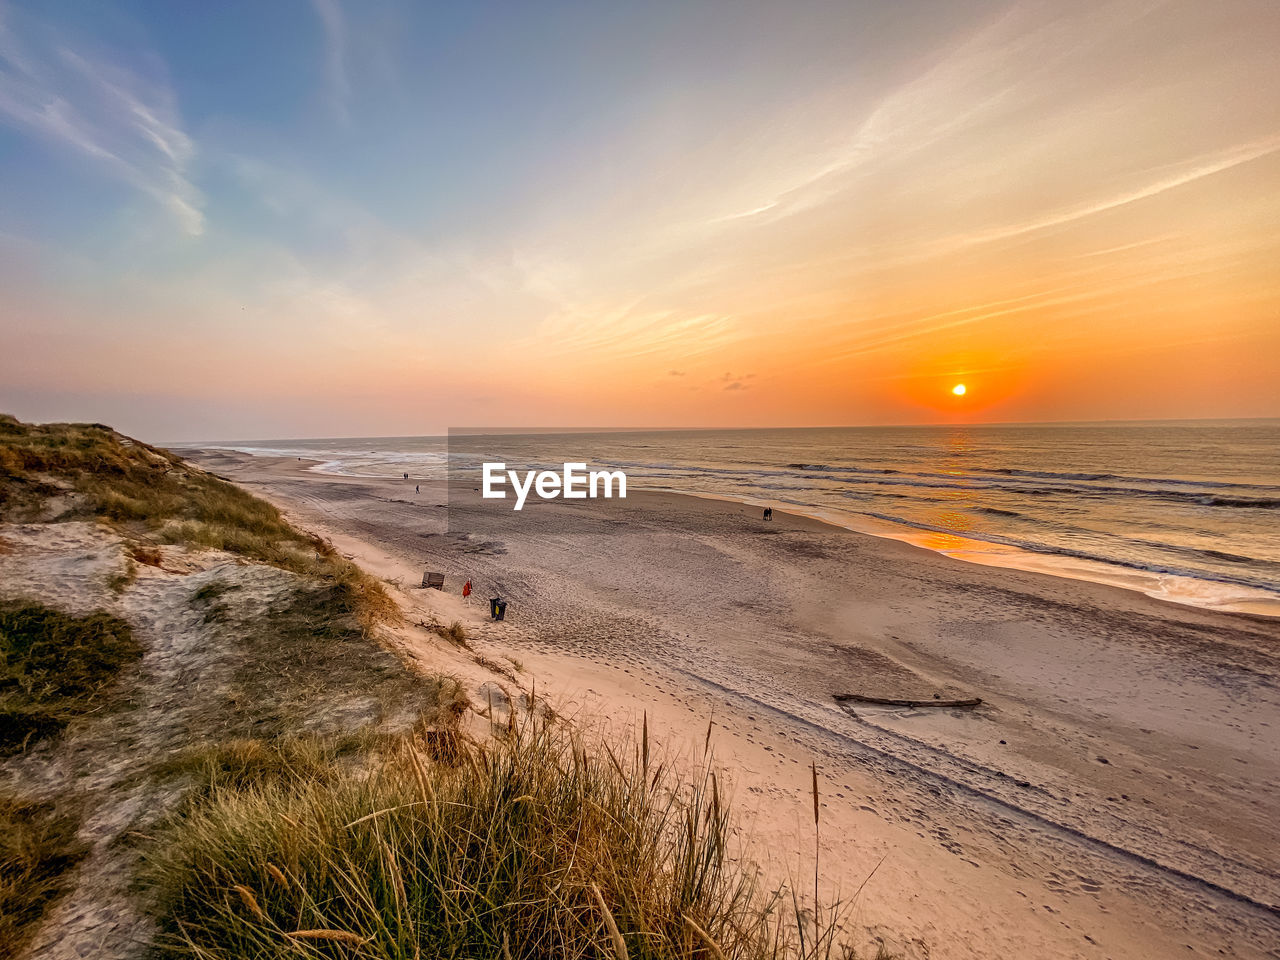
[[2, 0, 1278, 440]]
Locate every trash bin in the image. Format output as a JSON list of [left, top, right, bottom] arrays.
[[489, 597, 507, 621]]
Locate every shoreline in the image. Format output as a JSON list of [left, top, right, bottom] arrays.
[[639, 484, 1280, 618], [188, 448, 1280, 960], [189, 445, 1280, 619]]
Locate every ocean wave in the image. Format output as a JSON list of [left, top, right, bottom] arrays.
[[854, 511, 1280, 595], [811, 471, 1280, 509], [975, 506, 1022, 518], [1202, 495, 1280, 509], [780, 461, 1280, 501], [788, 462, 902, 475], [1198, 549, 1256, 564], [989, 466, 1280, 493]]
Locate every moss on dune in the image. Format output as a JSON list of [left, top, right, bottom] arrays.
[[0, 601, 143, 757]]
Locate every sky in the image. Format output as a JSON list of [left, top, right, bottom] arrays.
[[1, 0, 1278, 441]]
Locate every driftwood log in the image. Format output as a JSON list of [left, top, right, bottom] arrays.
[[834, 693, 982, 709]]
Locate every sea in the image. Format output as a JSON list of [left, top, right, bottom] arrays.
[[187, 420, 1280, 616]]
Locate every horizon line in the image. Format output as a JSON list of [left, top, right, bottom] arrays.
[[164, 413, 1280, 447]]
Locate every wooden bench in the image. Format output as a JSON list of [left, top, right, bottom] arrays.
[[421, 571, 445, 590]]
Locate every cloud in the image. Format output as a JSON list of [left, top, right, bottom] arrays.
[[530, 296, 742, 363], [704, 0, 1189, 235], [944, 133, 1280, 253], [310, 0, 351, 125], [0, 11, 203, 235], [705, 3, 1037, 226]]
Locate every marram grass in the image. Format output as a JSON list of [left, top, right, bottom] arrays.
[[144, 712, 859, 959], [0, 793, 88, 956], [0, 601, 142, 756]]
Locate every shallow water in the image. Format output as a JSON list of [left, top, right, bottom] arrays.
[[186, 419, 1280, 614]]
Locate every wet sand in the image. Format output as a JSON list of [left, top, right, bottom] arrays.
[[190, 449, 1280, 960]]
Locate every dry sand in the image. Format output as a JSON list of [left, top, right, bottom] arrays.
[[190, 450, 1280, 960]]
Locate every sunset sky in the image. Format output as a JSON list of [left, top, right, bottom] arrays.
[[2, 0, 1278, 440]]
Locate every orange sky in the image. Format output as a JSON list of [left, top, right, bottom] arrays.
[[1, 0, 1278, 439]]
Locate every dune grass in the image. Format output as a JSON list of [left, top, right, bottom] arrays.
[[189, 575, 424, 740], [0, 793, 87, 957], [0, 415, 396, 632], [0, 601, 143, 757], [154, 732, 386, 814], [145, 710, 854, 960]]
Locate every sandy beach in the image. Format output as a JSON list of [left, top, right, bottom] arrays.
[[6, 5, 1278, 956], [188, 449, 1280, 960]]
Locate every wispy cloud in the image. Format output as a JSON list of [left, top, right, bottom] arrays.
[[310, 0, 351, 125], [818, 286, 1101, 365], [943, 132, 1280, 254], [706, 0, 1169, 231], [0, 10, 203, 235], [531, 298, 741, 363], [705, 3, 1033, 226]]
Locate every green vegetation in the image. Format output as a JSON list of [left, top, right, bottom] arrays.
[[154, 732, 384, 811], [0, 415, 394, 631], [0, 602, 143, 756], [191, 576, 424, 739], [0, 793, 87, 958], [145, 713, 852, 960]]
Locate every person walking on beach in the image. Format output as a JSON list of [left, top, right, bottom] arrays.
[[462, 579, 472, 599], [415, 484, 419, 493]]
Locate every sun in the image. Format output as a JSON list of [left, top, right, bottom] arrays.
[[952, 383, 966, 396]]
